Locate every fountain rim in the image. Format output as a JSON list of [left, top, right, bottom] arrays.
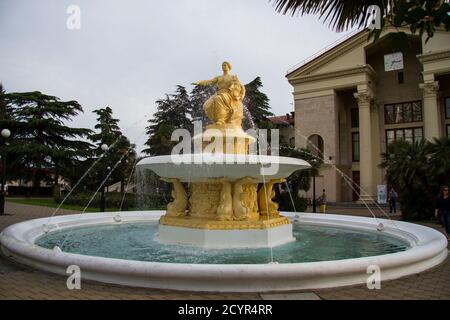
[[0, 211, 447, 292], [136, 153, 312, 166]]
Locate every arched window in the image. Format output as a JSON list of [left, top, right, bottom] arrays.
[[307, 134, 324, 160]]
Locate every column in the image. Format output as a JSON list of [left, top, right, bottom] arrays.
[[419, 81, 440, 140], [354, 90, 375, 202]]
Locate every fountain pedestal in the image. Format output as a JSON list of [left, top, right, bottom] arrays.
[[158, 222, 295, 249]]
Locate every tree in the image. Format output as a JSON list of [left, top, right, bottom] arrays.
[[90, 107, 122, 148], [279, 144, 322, 193], [143, 86, 192, 155], [428, 136, 450, 190], [271, 0, 449, 42], [380, 139, 434, 220], [244, 77, 274, 129], [88, 107, 136, 210], [190, 84, 216, 127], [114, 135, 137, 195], [277, 144, 322, 211], [4, 91, 93, 195]]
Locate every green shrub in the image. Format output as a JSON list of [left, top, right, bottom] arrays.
[[278, 193, 308, 212], [54, 192, 167, 210]]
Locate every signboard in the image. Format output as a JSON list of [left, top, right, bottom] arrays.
[[377, 185, 387, 204]]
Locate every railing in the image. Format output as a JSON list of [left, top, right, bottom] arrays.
[[286, 28, 365, 75]]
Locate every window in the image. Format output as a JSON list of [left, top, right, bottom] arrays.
[[412, 101, 423, 122], [386, 127, 423, 147], [446, 97, 450, 119], [385, 101, 422, 124], [398, 71, 404, 84], [352, 132, 360, 162], [386, 130, 395, 145], [414, 127, 423, 141], [350, 108, 359, 128], [385, 105, 394, 124]]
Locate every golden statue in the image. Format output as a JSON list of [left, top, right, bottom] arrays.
[[233, 177, 259, 220], [214, 178, 234, 221], [258, 179, 286, 218], [192, 61, 245, 128], [161, 178, 187, 217]]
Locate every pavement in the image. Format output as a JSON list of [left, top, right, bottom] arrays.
[[0, 200, 449, 300]]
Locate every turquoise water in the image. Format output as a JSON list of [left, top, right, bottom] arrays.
[[35, 222, 410, 264]]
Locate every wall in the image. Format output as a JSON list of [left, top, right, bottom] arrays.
[[295, 94, 339, 202]]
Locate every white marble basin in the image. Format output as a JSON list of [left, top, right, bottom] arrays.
[[0, 211, 447, 292], [136, 153, 311, 182]]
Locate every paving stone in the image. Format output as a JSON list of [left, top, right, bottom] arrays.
[[260, 292, 321, 300], [1, 201, 449, 300]]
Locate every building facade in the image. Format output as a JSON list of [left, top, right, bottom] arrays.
[[287, 27, 450, 203], [268, 112, 295, 147]]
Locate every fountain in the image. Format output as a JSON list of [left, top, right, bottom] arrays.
[[136, 61, 308, 248], [0, 62, 448, 292]]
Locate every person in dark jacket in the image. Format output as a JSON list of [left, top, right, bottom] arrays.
[[388, 187, 398, 214], [435, 186, 450, 240]]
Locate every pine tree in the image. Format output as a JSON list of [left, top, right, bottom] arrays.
[[3, 91, 93, 195], [90, 107, 122, 149], [190, 84, 216, 127], [88, 107, 136, 210], [244, 77, 274, 128], [143, 86, 192, 155]]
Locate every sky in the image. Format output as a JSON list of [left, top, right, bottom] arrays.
[[0, 0, 355, 153]]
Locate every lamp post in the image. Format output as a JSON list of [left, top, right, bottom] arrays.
[[310, 158, 317, 213], [0, 129, 11, 215], [100, 144, 109, 212]]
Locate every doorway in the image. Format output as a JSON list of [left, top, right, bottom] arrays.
[[352, 171, 360, 201]]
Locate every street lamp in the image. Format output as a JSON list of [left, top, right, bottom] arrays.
[[100, 144, 109, 212], [0, 129, 11, 215], [310, 158, 318, 213]]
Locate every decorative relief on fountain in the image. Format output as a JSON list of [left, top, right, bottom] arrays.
[[215, 178, 234, 221], [258, 179, 286, 218], [188, 183, 221, 218], [160, 177, 290, 230], [233, 177, 259, 220], [160, 178, 187, 217]]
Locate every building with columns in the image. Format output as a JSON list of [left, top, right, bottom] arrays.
[[287, 27, 450, 203]]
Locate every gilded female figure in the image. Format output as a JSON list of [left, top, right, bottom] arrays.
[[192, 61, 245, 128]]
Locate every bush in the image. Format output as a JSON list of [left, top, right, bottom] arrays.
[[381, 138, 450, 221], [278, 193, 308, 212], [54, 192, 167, 210]]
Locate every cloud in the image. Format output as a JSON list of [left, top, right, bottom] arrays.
[[0, 0, 353, 153]]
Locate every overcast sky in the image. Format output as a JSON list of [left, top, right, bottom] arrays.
[[0, 0, 354, 153]]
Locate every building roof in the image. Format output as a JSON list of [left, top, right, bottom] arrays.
[[286, 28, 367, 78], [268, 113, 295, 126]]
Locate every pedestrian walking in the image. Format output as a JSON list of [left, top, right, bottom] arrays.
[[388, 187, 398, 214], [318, 189, 327, 213]]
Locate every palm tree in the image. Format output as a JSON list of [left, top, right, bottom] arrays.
[[429, 136, 450, 189], [272, 0, 384, 31], [271, 0, 449, 41], [380, 139, 434, 220]]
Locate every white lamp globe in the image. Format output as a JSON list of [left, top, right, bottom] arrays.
[[101, 144, 109, 151], [1, 129, 11, 138]]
